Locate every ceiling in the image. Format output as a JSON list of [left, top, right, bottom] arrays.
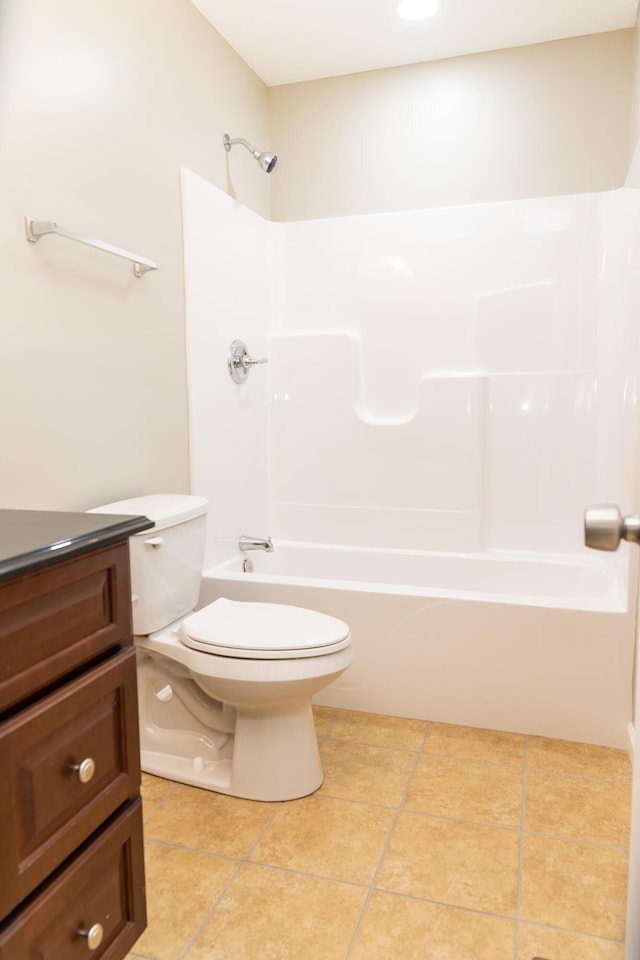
[[191, 0, 639, 87]]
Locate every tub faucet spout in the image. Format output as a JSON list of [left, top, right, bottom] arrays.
[[239, 535, 274, 553]]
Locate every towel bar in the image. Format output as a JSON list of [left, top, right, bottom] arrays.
[[25, 216, 158, 278]]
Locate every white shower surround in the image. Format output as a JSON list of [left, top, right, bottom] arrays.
[[181, 168, 640, 747]]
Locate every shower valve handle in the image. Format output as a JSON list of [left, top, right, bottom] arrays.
[[584, 504, 640, 551], [243, 355, 268, 368], [227, 339, 268, 384]]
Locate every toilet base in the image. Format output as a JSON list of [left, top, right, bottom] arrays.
[[138, 652, 325, 801], [141, 749, 233, 793], [141, 705, 324, 801]]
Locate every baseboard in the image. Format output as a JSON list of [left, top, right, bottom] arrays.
[[627, 721, 636, 766]]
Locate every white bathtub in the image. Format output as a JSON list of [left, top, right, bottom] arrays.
[[199, 543, 635, 748]]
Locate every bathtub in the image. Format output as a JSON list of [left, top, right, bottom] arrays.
[[199, 542, 635, 749]]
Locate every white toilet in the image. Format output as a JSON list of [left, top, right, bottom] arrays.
[[89, 494, 352, 801]]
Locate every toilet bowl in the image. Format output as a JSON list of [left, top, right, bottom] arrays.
[[89, 495, 352, 801]]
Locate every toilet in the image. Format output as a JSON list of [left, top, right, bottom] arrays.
[[89, 494, 352, 801]]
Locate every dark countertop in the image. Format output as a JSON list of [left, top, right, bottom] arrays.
[[0, 509, 154, 581]]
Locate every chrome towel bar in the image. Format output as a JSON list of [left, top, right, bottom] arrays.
[[24, 216, 158, 278]]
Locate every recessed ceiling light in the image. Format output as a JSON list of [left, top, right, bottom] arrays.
[[395, 0, 441, 21]]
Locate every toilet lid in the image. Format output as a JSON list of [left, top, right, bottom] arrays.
[[179, 598, 351, 660]]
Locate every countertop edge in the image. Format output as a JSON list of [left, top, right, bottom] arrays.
[[0, 513, 154, 582]]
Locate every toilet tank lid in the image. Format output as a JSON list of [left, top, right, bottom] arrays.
[[89, 494, 209, 532]]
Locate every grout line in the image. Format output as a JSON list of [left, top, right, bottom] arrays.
[[370, 886, 518, 924], [521, 830, 631, 851], [387, 803, 630, 851], [343, 724, 431, 959], [519, 917, 626, 944], [421, 721, 434, 751], [246, 799, 285, 855], [397, 808, 521, 834], [526, 766, 632, 785], [178, 800, 285, 959], [143, 836, 243, 861], [317, 790, 407, 811], [141, 779, 181, 824], [179, 860, 245, 959], [314, 705, 343, 743], [420, 749, 525, 770], [235, 858, 371, 889], [323, 735, 426, 756], [513, 734, 529, 960]]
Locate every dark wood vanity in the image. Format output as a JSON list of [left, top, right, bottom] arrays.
[[0, 508, 152, 959]]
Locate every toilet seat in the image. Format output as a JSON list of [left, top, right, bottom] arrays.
[[179, 597, 351, 660]]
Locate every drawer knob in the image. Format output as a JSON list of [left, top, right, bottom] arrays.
[[79, 922, 104, 950], [71, 757, 96, 784]]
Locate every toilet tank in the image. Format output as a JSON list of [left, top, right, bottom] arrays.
[[89, 494, 209, 635]]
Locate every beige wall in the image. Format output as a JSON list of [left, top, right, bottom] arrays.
[[630, 19, 640, 163], [0, 0, 269, 511], [269, 31, 634, 221]]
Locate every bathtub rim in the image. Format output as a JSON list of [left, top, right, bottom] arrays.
[[202, 541, 629, 614]]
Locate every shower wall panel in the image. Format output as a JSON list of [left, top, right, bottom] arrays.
[[181, 169, 275, 564], [182, 170, 639, 561], [270, 332, 486, 550], [272, 191, 637, 554]]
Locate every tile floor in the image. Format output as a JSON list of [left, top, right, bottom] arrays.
[[127, 707, 632, 960]]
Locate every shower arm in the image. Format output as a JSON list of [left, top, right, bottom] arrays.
[[223, 133, 277, 174], [223, 135, 260, 161]]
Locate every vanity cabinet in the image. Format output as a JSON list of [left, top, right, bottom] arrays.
[[0, 510, 152, 960]]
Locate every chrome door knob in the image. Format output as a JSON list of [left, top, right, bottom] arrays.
[[584, 504, 640, 551]]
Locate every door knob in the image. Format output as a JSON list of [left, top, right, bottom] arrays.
[[584, 504, 640, 551]]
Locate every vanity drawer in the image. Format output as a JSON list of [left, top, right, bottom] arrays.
[[0, 648, 140, 916], [0, 542, 133, 714], [0, 798, 146, 960]]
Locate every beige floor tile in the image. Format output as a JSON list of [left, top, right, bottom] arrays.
[[312, 704, 339, 738], [405, 754, 523, 828], [143, 784, 275, 858], [140, 773, 176, 819], [525, 770, 631, 846], [330, 709, 428, 750], [132, 843, 237, 960], [527, 736, 631, 780], [186, 862, 367, 960], [377, 812, 520, 915], [425, 723, 526, 765], [518, 923, 625, 960], [351, 890, 515, 960], [129, 716, 633, 960], [318, 738, 416, 806], [521, 834, 629, 940], [250, 794, 395, 884]]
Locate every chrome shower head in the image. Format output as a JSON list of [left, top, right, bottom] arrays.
[[223, 134, 278, 173]]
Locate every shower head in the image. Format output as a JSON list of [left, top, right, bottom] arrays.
[[223, 134, 278, 173]]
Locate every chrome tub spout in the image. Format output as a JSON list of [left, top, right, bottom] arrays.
[[239, 535, 274, 553]]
